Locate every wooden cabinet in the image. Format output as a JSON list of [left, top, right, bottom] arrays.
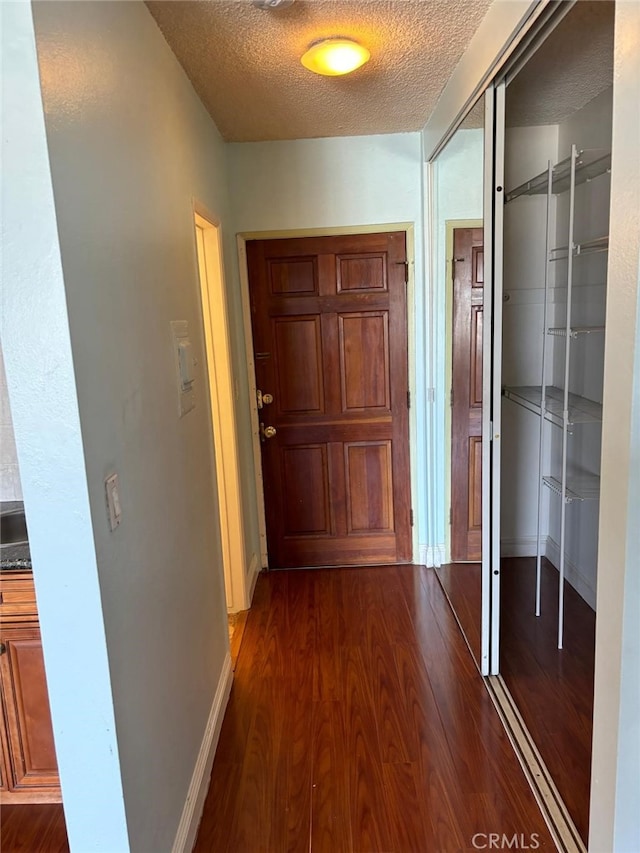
[[0, 571, 61, 802]]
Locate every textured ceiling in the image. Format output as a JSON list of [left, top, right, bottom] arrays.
[[457, 0, 614, 133], [146, 0, 493, 142], [506, 0, 614, 127]]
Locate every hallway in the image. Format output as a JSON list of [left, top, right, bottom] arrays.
[[195, 565, 554, 851]]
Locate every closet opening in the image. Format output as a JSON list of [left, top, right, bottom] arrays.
[[437, 2, 615, 847], [499, 2, 613, 844]]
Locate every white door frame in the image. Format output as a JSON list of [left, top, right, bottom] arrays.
[[236, 223, 418, 568], [194, 205, 249, 612], [480, 82, 506, 677]]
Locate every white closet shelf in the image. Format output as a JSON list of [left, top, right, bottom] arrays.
[[549, 236, 609, 261], [547, 326, 605, 338], [503, 385, 603, 426], [542, 474, 600, 503], [505, 149, 611, 203]]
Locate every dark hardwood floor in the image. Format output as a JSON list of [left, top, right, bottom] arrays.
[[195, 565, 555, 852], [0, 803, 69, 853], [436, 557, 595, 845], [1, 564, 564, 852]]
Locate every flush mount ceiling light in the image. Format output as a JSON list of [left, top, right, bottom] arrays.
[[301, 38, 370, 76], [252, 0, 295, 9]]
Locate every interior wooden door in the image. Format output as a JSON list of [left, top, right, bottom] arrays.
[[451, 227, 484, 562], [246, 232, 411, 569]]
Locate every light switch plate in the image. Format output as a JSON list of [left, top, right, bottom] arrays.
[[105, 472, 122, 531], [170, 320, 196, 417]]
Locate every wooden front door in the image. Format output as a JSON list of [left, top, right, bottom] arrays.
[[451, 227, 484, 562], [247, 232, 411, 569]]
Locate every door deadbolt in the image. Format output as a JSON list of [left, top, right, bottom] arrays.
[[257, 390, 275, 409]]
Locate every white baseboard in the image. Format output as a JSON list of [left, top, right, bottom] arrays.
[[419, 543, 445, 567], [501, 535, 539, 558], [172, 652, 233, 853], [545, 537, 596, 610]]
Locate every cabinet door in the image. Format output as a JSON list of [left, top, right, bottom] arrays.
[[0, 626, 59, 789], [0, 734, 8, 792]]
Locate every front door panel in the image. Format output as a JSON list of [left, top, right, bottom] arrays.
[[452, 227, 485, 562], [247, 232, 411, 569]]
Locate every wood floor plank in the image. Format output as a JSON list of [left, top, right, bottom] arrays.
[[226, 675, 288, 852], [270, 671, 314, 853], [310, 701, 352, 852], [363, 623, 417, 764], [382, 761, 431, 853], [389, 643, 471, 850], [313, 569, 346, 702], [193, 761, 243, 853], [341, 644, 393, 853]]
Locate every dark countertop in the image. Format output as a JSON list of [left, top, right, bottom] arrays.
[[0, 501, 31, 571], [0, 541, 32, 571], [0, 501, 24, 516]]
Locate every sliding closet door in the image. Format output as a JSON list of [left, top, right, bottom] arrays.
[[481, 81, 505, 675]]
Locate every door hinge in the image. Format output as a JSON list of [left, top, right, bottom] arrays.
[[410, 509, 414, 527], [396, 261, 409, 283], [407, 390, 411, 409], [449, 507, 453, 526], [450, 388, 454, 407]]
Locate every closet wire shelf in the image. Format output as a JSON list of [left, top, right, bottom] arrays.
[[503, 385, 603, 427], [542, 474, 600, 503], [505, 148, 611, 203], [547, 326, 605, 338]]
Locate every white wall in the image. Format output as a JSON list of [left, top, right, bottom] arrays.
[[2, 4, 128, 848], [226, 134, 428, 557], [4, 1, 235, 849], [590, 3, 640, 848], [547, 88, 613, 608], [431, 128, 484, 559], [0, 347, 23, 502], [501, 126, 558, 554]]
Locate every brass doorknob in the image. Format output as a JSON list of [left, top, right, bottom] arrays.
[[260, 422, 277, 441]]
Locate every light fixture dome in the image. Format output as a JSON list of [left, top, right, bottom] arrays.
[[301, 38, 370, 76], [252, 0, 295, 8]]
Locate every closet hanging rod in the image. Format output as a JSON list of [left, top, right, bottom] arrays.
[[549, 235, 609, 260]]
